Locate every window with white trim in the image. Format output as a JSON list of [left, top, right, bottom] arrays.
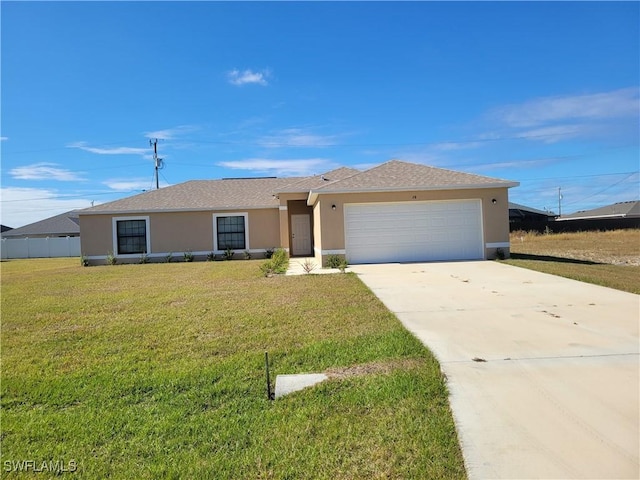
[[213, 213, 249, 251], [216, 215, 246, 250], [113, 217, 150, 255]]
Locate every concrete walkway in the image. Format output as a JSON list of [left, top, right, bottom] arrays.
[[350, 261, 639, 480], [285, 257, 349, 275]]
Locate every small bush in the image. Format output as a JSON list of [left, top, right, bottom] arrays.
[[338, 260, 348, 273], [139, 254, 150, 264], [243, 250, 252, 260], [259, 248, 288, 277], [80, 255, 89, 267], [259, 261, 275, 277], [302, 258, 316, 274], [223, 247, 234, 261], [106, 252, 117, 266], [164, 252, 174, 263], [271, 248, 288, 268], [183, 251, 194, 262], [325, 254, 343, 269], [206, 252, 216, 262], [495, 248, 506, 260], [264, 248, 275, 259]]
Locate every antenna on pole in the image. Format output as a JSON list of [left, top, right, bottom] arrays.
[[150, 139, 163, 190]]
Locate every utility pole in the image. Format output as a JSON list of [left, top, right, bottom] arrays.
[[558, 187, 562, 217], [150, 139, 163, 190]]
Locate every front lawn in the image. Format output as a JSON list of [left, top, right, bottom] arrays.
[[1, 258, 465, 479]]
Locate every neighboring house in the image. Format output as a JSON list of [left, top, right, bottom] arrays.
[[1, 211, 81, 259], [553, 200, 640, 232], [1, 225, 13, 233], [0, 210, 80, 239], [509, 202, 556, 232], [79, 160, 519, 266]]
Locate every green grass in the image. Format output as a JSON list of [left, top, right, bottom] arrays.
[[506, 229, 640, 294], [1, 258, 465, 479], [503, 255, 640, 294]]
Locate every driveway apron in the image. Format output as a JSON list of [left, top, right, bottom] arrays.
[[350, 261, 639, 480]]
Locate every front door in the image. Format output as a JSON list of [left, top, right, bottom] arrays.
[[291, 214, 312, 256]]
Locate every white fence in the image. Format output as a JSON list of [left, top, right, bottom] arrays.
[[1, 237, 81, 259]]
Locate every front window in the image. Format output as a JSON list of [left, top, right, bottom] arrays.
[[216, 215, 246, 250], [116, 219, 147, 254]]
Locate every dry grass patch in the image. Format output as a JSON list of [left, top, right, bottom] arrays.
[[506, 229, 640, 294], [510, 228, 640, 265]]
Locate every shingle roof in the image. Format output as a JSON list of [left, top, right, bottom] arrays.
[[1, 211, 80, 237], [509, 202, 555, 217], [80, 177, 307, 214], [559, 200, 640, 220], [311, 160, 518, 195], [78, 160, 519, 216], [276, 167, 360, 192]]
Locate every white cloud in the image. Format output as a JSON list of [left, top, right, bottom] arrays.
[[259, 128, 342, 148], [144, 125, 198, 140], [9, 163, 86, 181], [218, 158, 334, 176], [466, 156, 563, 172], [431, 140, 484, 151], [68, 141, 149, 156], [493, 87, 639, 128], [0, 187, 93, 228], [515, 124, 588, 143], [227, 68, 270, 86], [102, 178, 162, 192]]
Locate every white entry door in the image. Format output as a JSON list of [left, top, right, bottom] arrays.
[[344, 200, 484, 264], [291, 214, 312, 256]]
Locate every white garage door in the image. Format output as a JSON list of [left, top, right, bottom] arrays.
[[344, 200, 484, 264]]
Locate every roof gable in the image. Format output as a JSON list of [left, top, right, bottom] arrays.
[[276, 167, 360, 193], [311, 160, 518, 194]]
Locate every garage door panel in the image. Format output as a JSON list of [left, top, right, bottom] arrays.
[[345, 200, 483, 264]]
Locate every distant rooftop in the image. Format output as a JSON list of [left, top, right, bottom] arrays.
[[558, 200, 640, 220]]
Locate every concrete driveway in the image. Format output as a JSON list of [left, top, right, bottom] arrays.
[[350, 261, 639, 480]]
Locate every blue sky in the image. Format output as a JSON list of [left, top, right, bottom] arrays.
[[2, 1, 638, 227]]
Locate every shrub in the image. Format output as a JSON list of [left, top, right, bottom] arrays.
[[80, 255, 89, 267], [164, 252, 174, 263], [338, 260, 348, 273], [206, 252, 216, 262], [264, 248, 275, 259], [183, 251, 194, 262], [106, 252, 117, 266], [223, 247, 234, 261], [495, 248, 506, 260], [259, 248, 288, 277], [259, 260, 275, 277], [139, 254, 150, 264], [325, 254, 343, 269], [302, 258, 316, 274], [243, 250, 252, 260], [271, 248, 288, 269]]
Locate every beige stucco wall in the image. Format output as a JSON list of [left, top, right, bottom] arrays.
[[80, 209, 280, 262], [313, 187, 511, 264]]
